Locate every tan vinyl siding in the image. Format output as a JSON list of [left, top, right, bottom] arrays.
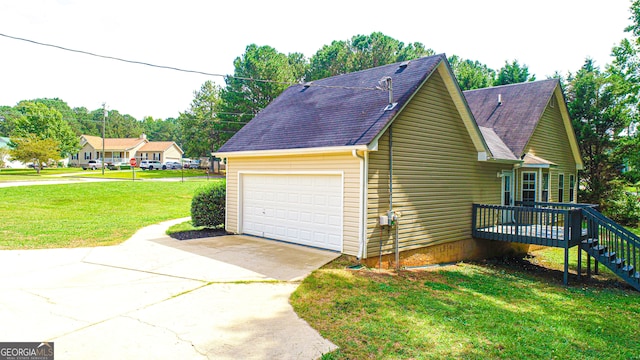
[[162, 145, 183, 162], [366, 70, 510, 257], [225, 152, 362, 256], [522, 88, 578, 202]]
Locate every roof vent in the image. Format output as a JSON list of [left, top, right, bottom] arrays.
[[303, 82, 313, 88], [378, 76, 396, 111], [498, 94, 502, 105], [399, 61, 410, 69]]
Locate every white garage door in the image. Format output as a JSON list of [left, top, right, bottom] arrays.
[[241, 174, 343, 251]]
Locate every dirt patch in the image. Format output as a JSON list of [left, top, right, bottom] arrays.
[[169, 229, 230, 240]]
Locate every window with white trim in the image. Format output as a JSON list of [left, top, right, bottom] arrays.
[[542, 173, 549, 202], [522, 172, 537, 203], [569, 174, 576, 202]]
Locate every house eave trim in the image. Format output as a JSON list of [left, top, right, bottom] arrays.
[[486, 158, 523, 165], [214, 145, 369, 158]]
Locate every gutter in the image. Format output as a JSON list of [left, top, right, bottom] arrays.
[[214, 145, 369, 159]]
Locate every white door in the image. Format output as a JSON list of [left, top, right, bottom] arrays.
[[241, 174, 343, 251], [501, 171, 514, 224]]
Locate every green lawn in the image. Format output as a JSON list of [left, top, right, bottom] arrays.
[[0, 180, 219, 248], [0, 168, 84, 181], [292, 253, 640, 360], [75, 168, 210, 179]]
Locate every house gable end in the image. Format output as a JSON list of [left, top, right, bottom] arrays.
[[366, 69, 492, 257], [523, 84, 583, 171], [369, 60, 490, 160]]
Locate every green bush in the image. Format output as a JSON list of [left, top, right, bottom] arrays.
[[604, 188, 640, 227], [191, 180, 226, 228]]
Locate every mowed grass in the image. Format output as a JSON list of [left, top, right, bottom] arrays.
[[0, 180, 217, 249], [76, 168, 210, 179], [292, 255, 640, 360], [0, 168, 84, 181]]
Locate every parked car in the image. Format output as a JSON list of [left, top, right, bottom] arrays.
[[163, 161, 182, 169], [28, 162, 47, 169], [140, 160, 162, 170], [82, 160, 102, 170], [107, 162, 130, 170]]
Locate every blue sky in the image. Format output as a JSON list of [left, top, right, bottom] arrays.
[[0, 0, 632, 119]]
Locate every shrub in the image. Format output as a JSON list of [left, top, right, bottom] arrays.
[[191, 180, 226, 228], [604, 188, 640, 227]]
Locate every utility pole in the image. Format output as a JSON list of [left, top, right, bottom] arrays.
[[102, 103, 106, 175]]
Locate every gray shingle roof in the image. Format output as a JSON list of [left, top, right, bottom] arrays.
[[464, 79, 559, 158], [218, 55, 444, 152]]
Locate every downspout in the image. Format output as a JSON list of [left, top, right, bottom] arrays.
[[389, 125, 399, 269], [352, 149, 366, 260]]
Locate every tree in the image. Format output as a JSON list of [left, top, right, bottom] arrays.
[[0, 105, 22, 136], [179, 81, 224, 157], [348, 32, 433, 72], [12, 101, 79, 157], [305, 32, 434, 81], [31, 98, 78, 133], [9, 134, 60, 173], [494, 60, 536, 86], [217, 44, 306, 141], [566, 59, 631, 206], [448, 55, 496, 91], [73, 106, 101, 136], [0, 147, 8, 168], [142, 116, 180, 142], [101, 109, 143, 138], [306, 40, 352, 80]]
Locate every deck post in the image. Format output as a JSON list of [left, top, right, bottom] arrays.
[[587, 253, 591, 278], [564, 246, 569, 286], [472, 204, 478, 238], [577, 246, 582, 280]]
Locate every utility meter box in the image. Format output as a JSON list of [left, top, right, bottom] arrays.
[[379, 215, 389, 226]]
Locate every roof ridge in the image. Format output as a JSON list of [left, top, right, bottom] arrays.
[[463, 78, 558, 93], [307, 54, 446, 84]]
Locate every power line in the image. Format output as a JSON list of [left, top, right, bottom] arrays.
[[0, 32, 384, 92]]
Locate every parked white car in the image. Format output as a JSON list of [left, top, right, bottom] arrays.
[[163, 161, 182, 169], [140, 160, 162, 170], [82, 160, 102, 170]]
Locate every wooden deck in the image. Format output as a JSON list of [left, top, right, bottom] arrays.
[[475, 224, 588, 247], [472, 202, 591, 286], [472, 203, 585, 249], [472, 202, 640, 290]]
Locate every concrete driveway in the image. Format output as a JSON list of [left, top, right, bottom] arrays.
[[0, 218, 340, 359]]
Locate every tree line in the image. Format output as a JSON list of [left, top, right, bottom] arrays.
[[0, 32, 537, 162], [2, 0, 640, 213]]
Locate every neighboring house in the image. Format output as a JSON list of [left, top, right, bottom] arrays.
[[70, 134, 184, 167], [137, 141, 183, 163], [214, 54, 583, 267], [0, 136, 26, 168]]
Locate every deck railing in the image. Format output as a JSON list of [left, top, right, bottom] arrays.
[[473, 202, 640, 289], [581, 206, 640, 289], [472, 204, 583, 248]]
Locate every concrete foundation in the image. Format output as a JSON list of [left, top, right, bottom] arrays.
[[362, 238, 530, 269]]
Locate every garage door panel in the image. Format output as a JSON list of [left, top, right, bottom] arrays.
[[242, 174, 343, 251]]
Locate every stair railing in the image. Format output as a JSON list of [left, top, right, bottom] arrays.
[[581, 206, 640, 289]]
